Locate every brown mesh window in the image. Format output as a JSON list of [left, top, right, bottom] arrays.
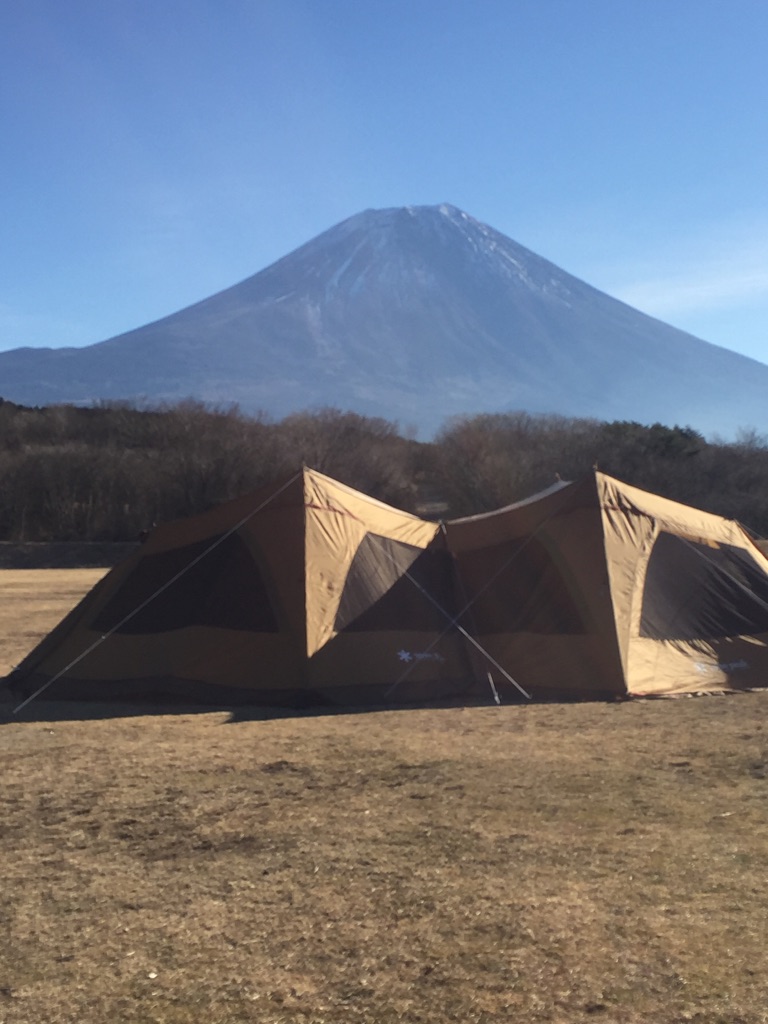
[[455, 536, 587, 635], [640, 531, 768, 640], [91, 533, 279, 634], [334, 534, 457, 633]]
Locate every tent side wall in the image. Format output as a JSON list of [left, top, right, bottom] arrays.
[[302, 471, 478, 703], [445, 477, 627, 700], [10, 474, 310, 704], [600, 475, 768, 695]]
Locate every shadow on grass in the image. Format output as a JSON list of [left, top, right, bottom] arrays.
[[2, 673, 639, 726], [1, 689, 350, 724], [1, 685, 516, 726]]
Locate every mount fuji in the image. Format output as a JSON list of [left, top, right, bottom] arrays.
[[1, 203, 766, 436]]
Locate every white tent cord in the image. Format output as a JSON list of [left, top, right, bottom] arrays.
[[385, 601, 531, 701], [371, 536, 531, 701], [442, 520, 504, 707], [12, 471, 303, 715], [382, 500, 575, 701]]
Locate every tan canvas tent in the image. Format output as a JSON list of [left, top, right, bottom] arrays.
[[11, 468, 476, 707], [444, 471, 768, 698], [10, 468, 768, 707]]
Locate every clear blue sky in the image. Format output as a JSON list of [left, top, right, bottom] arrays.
[[2, 0, 768, 362]]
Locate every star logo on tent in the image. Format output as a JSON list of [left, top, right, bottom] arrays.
[[397, 649, 413, 662]]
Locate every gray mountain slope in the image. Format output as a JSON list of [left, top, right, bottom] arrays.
[[1, 203, 766, 436]]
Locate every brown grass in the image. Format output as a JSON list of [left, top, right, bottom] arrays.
[[0, 569, 106, 677], [2, 571, 768, 1023]]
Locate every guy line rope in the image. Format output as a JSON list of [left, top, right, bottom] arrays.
[[12, 471, 304, 715]]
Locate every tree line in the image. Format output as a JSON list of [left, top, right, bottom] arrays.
[[1, 397, 767, 542]]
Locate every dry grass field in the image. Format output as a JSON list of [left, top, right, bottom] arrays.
[[0, 569, 107, 679], [2, 570, 768, 1023]]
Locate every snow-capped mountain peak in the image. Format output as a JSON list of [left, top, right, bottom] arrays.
[[0, 204, 765, 437]]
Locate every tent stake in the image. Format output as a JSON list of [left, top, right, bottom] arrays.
[[487, 671, 502, 706]]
